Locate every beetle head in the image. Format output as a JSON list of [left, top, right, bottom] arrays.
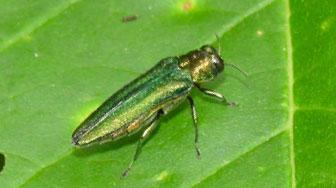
[[179, 45, 224, 83]]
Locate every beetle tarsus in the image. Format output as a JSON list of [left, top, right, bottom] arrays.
[[195, 144, 201, 159], [227, 101, 237, 107], [121, 167, 131, 178]]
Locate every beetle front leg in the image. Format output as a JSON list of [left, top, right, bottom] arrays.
[[195, 84, 236, 106], [187, 96, 201, 159], [122, 112, 161, 177]]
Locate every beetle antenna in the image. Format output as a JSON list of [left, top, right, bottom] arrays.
[[215, 34, 221, 56], [226, 63, 248, 77], [214, 34, 247, 77]]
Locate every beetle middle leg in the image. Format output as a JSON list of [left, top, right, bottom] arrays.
[[195, 84, 236, 106], [122, 111, 162, 177], [187, 96, 201, 159]]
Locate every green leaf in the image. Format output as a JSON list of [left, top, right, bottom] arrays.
[[291, 0, 336, 187], [0, 0, 334, 187]]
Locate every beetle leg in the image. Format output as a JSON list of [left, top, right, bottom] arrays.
[[194, 84, 236, 106], [122, 111, 162, 177], [187, 96, 201, 159]]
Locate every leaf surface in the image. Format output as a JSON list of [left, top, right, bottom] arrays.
[[0, 0, 334, 187]]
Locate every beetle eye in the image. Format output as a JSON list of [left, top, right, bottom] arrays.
[[212, 55, 224, 74]]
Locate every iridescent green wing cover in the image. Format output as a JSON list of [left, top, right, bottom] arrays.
[[72, 57, 193, 146]]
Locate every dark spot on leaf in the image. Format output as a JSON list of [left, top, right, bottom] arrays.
[[122, 15, 138, 23], [0, 153, 4, 173]]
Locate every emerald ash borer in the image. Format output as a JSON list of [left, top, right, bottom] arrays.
[[72, 43, 247, 176]]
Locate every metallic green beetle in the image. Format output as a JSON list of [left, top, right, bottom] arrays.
[[72, 45, 245, 176]]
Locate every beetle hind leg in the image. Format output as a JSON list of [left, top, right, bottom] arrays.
[[187, 96, 201, 159], [121, 111, 162, 177]]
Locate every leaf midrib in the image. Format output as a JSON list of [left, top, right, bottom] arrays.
[[284, 0, 296, 187]]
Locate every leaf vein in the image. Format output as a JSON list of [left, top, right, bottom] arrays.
[[0, 0, 84, 52], [205, 0, 276, 44], [191, 129, 287, 187], [18, 149, 73, 188], [3, 152, 40, 168]]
